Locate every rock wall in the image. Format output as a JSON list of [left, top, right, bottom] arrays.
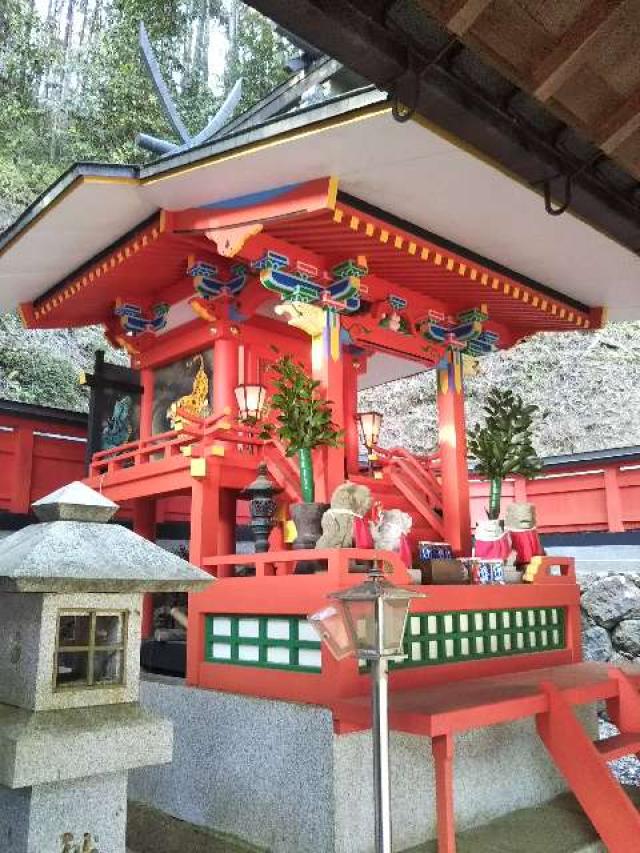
[[580, 573, 640, 664]]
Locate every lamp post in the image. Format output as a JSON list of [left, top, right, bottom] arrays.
[[234, 383, 268, 423], [308, 569, 425, 852]]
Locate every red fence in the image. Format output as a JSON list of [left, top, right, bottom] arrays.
[[0, 402, 190, 524], [470, 453, 640, 534], [2, 399, 640, 536], [0, 410, 87, 514]]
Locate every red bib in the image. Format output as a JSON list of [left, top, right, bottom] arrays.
[[509, 529, 544, 564]]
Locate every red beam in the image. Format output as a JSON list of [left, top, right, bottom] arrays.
[[163, 177, 337, 234]]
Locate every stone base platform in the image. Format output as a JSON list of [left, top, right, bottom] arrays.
[[127, 790, 640, 853], [129, 675, 598, 853]]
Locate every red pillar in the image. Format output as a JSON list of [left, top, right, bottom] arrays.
[[436, 350, 472, 556], [133, 498, 156, 639], [312, 326, 346, 502], [213, 335, 239, 417], [187, 472, 220, 685], [344, 357, 360, 476], [189, 472, 221, 567]]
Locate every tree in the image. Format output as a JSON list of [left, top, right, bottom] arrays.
[[268, 355, 343, 503], [468, 387, 542, 520], [0, 0, 291, 209]]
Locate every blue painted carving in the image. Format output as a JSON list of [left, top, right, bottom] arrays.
[[114, 302, 169, 335], [421, 307, 499, 356], [253, 250, 366, 313], [187, 262, 248, 300], [101, 396, 132, 450]]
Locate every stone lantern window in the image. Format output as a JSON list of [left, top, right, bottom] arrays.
[[55, 610, 127, 689]]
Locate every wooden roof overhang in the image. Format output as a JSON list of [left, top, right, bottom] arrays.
[[20, 177, 598, 357], [244, 0, 640, 255]]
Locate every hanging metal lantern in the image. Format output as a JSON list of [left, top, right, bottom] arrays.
[[239, 462, 283, 553], [358, 411, 383, 450], [234, 384, 268, 422]]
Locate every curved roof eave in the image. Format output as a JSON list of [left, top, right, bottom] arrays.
[[0, 162, 139, 256]]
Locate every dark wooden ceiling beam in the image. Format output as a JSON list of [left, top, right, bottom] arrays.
[[441, 0, 494, 35], [245, 0, 640, 252], [532, 0, 627, 102], [238, 0, 406, 87], [598, 87, 640, 154]]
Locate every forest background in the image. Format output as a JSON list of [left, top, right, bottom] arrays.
[[1, 0, 640, 457]]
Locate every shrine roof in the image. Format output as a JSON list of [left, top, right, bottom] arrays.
[[0, 88, 638, 326]]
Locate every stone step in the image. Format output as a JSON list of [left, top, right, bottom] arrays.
[[595, 732, 640, 762], [127, 800, 265, 852], [401, 788, 640, 853]]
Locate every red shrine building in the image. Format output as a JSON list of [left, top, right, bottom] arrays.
[[0, 91, 617, 563], [3, 87, 640, 851]]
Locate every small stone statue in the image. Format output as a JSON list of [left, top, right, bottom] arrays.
[[60, 832, 99, 853], [315, 482, 373, 549], [473, 518, 511, 561], [505, 502, 545, 567], [371, 509, 413, 567]]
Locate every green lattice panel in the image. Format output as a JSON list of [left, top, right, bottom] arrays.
[[205, 615, 322, 673], [368, 607, 566, 671], [389, 606, 565, 670]]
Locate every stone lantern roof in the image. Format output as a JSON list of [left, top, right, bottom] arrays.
[[0, 481, 212, 593]]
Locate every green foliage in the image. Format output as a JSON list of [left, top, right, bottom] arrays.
[[224, 3, 290, 114], [0, 312, 127, 410], [269, 355, 343, 456], [0, 337, 83, 408], [0, 0, 291, 208], [468, 387, 542, 519]]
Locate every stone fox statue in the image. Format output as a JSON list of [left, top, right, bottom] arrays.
[[316, 482, 373, 549], [167, 353, 209, 429]]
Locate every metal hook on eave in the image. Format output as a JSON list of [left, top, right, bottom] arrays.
[[543, 174, 572, 216], [391, 53, 421, 124], [391, 79, 419, 123]]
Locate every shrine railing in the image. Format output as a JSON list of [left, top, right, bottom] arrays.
[[89, 427, 195, 475], [187, 549, 581, 710], [372, 445, 444, 536], [88, 410, 302, 501]]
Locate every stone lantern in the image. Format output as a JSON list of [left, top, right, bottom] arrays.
[[0, 481, 212, 853], [240, 461, 283, 553]]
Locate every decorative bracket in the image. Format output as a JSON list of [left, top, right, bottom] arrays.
[[105, 299, 170, 354], [253, 250, 367, 313], [187, 261, 248, 324], [421, 306, 499, 356]]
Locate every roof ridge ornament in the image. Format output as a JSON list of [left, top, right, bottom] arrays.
[[135, 21, 243, 157], [31, 481, 119, 523], [135, 21, 343, 157]]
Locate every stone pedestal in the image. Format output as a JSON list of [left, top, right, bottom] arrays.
[[0, 773, 128, 852], [130, 676, 598, 853], [0, 702, 172, 852]]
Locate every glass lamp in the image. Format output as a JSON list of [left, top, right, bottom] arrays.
[[234, 384, 267, 422], [357, 411, 383, 450], [306, 606, 355, 660], [328, 570, 423, 658]]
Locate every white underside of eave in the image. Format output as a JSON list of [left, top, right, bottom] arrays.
[[0, 108, 638, 321]]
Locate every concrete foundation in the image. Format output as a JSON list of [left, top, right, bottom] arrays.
[[130, 675, 598, 853], [0, 771, 127, 852]]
